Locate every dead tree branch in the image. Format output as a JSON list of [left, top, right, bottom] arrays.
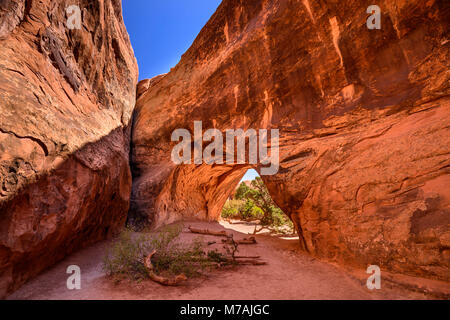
[[144, 250, 188, 286], [188, 226, 231, 237], [252, 225, 265, 235], [222, 236, 257, 245]]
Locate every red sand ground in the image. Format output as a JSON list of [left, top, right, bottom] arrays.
[[8, 220, 448, 300]]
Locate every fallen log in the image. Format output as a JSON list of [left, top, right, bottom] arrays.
[[234, 255, 261, 259], [188, 226, 231, 238], [144, 250, 188, 286], [235, 259, 267, 266], [222, 236, 257, 245], [215, 258, 266, 267]]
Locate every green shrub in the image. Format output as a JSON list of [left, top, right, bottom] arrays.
[[207, 249, 229, 263], [102, 228, 152, 280], [103, 224, 211, 280]]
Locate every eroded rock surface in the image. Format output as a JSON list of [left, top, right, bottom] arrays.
[[0, 0, 138, 297], [131, 0, 449, 281]]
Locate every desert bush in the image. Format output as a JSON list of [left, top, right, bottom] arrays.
[[207, 249, 230, 263], [102, 228, 151, 280], [103, 224, 212, 280]]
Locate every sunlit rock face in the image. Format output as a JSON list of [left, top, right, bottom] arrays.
[[0, 0, 138, 297], [131, 0, 449, 281]]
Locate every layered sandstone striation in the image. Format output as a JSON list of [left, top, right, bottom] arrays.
[[131, 0, 449, 281], [0, 0, 138, 297]]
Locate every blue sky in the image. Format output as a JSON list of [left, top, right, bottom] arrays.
[[123, 0, 222, 80], [241, 169, 260, 182]]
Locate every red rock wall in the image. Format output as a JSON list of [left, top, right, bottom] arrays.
[[0, 0, 138, 297], [131, 0, 449, 281]]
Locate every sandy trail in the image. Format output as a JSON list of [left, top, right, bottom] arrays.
[[8, 220, 434, 300]]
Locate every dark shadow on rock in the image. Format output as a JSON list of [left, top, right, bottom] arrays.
[[0, 125, 132, 298]]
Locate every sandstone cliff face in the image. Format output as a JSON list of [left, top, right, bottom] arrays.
[[131, 0, 449, 281], [0, 0, 138, 296]]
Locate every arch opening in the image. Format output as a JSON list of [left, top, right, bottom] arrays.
[[220, 169, 297, 239]]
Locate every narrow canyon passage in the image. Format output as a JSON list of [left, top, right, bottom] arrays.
[[0, 0, 448, 299], [8, 221, 436, 300]]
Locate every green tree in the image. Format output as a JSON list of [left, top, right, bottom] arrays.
[[223, 177, 293, 232], [235, 182, 251, 200], [246, 177, 278, 225]]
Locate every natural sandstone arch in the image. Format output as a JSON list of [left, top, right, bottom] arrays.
[[151, 164, 252, 228], [130, 0, 449, 282]]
